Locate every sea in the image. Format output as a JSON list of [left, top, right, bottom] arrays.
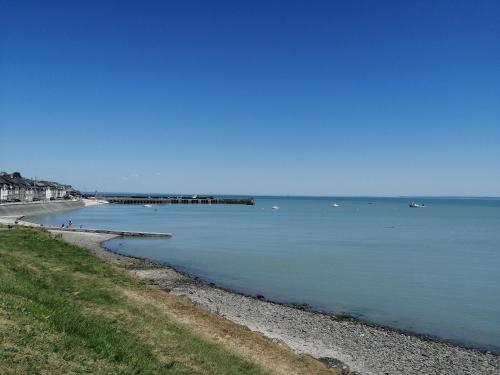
[[27, 196, 500, 352]]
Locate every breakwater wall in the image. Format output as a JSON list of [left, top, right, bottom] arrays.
[[49, 227, 172, 238], [102, 196, 255, 205], [0, 200, 84, 217]]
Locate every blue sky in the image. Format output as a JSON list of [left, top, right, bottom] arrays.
[[1, 0, 499, 196]]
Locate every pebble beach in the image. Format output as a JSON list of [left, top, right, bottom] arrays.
[[1, 215, 499, 375], [60, 228, 500, 375]]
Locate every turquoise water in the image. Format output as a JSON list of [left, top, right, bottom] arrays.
[[28, 197, 500, 352]]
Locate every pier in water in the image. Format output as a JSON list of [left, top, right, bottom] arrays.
[[95, 195, 255, 205]]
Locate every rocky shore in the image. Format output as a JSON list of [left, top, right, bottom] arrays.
[[126, 268, 499, 375], [72, 232, 500, 374], [2, 217, 499, 375]]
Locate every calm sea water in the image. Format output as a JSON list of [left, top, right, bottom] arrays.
[[28, 197, 500, 351]]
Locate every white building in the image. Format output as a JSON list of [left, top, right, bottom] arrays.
[[0, 172, 80, 203], [0, 177, 10, 202]]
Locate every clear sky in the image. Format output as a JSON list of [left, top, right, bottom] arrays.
[[1, 0, 499, 196]]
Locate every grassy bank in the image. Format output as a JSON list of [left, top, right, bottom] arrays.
[[0, 228, 336, 375]]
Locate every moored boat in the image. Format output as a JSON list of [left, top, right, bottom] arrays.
[[409, 202, 425, 208]]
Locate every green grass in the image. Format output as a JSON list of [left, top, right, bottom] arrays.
[[0, 228, 268, 375]]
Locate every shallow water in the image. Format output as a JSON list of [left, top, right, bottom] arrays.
[[28, 196, 500, 351]]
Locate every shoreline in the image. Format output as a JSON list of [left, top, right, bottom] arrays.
[[83, 233, 500, 374], [102, 241, 500, 356], [0, 199, 84, 216], [3, 216, 499, 374]]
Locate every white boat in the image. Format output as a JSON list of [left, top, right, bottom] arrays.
[[409, 202, 425, 208], [83, 198, 109, 206], [331, 203, 339, 207], [143, 204, 153, 208], [271, 205, 280, 210]]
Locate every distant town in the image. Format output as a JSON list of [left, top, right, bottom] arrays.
[[0, 172, 81, 203]]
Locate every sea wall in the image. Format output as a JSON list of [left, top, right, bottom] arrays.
[[0, 200, 84, 217]]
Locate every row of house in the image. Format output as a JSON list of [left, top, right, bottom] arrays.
[[0, 172, 80, 203]]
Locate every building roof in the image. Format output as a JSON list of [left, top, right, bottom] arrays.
[[0, 172, 79, 194]]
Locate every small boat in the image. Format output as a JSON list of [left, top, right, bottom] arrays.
[[409, 202, 425, 208], [271, 205, 280, 210], [331, 203, 339, 207], [143, 204, 153, 208]]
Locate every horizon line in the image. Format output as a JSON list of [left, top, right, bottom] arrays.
[[82, 191, 500, 199]]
